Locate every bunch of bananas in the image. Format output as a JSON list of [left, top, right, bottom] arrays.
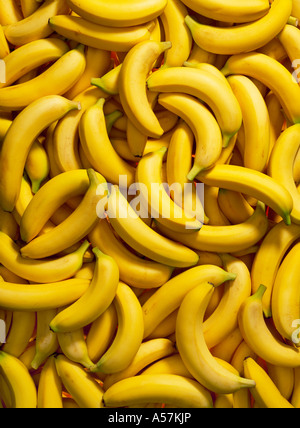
[[1, 0, 300, 410]]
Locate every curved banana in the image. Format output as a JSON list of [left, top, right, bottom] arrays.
[[92, 282, 144, 374], [292, 368, 300, 408], [119, 40, 171, 139], [243, 358, 294, 408], [179, 0, 269, 23], [55, 354, 104, 408], [238, 285, 300, 368], [0, 0, 23, 25], [251, 221, 300, 318], [20, 0, 41, 17], [4, 0, 70, 46], [142, 264, 236, 339], [20, 169, 108, 259], [221, 52, 300, 126], [158, 92, 222, 180], [0, 38, 69, 90], [196, 164, 293, 225], [2, 311, 36, 358], [147, 65, 242, 148], [106, 185, 199, 268], [278, 24, 300, 67], [218, 189, 254, 225], [269, 124, 300, 224], [176, 281, 255, 394], [227, 75, 270, 172], [266, 363, 295, 401], [103, 374, 213, 408], [265, 91, 285, 162], [91, 64, 122, 96], [50, 248, 119, 333], [88, 218, 173, 289], [0, 95, 80, 213], [79, 98, 136, 186], [0, 351, 37, 408], [185, 0, 292, 55], [49, 15, 154, 52], [37, 356, 63, 409], [141, 353, 193, 378], [25, 140, 50, 193], [57, 328, 95, 370]]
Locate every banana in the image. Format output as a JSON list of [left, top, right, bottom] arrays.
[[20, 169, 108, 259], [218, 189, 254, 225], [55, 354, 104, 408], [118, 41, 171, 139], [25, 139, 50, 194], [227, 75, 270, 172], [4, 0, 70, 46], [292, 368, 300, 408], [251, 220, 300, 318], [37, 356, 63, 409], [278, 24, 300, 68], [179, 0, 270, 23], [79, 99, 136, 187], [88, 218, 173, 289], [243, 358, 294, 408], [31, 309, 59, 370], [238, 285, 300, 368], [185, 0, 292, 55], [187, 43, 217, 67], [204, 185, 231, 226], [50, 248, 119, 333], [142, 264, 236, 339], [196, 164, 293, 225], [0, 208, 18, 240], [158, 92, 222, 180], [269, 124, 300, 224], [265, 91, 285, 162], [103, 374, 213, 408], [266, 363, 295, 401], [66, 0, 167, 27], [0, 0, 22, 25], [231, 341, 257, 377], [0, 116, 12, 141], [141, 353, 193, 378], [49, 15, 154, 52], [221, 52, 300, 126], [57, 328, 95, 370], [2, 311, 36, 358], [176, 281, 255, 394], [156, 201, 269, 253], [91, 64, 122, 96], [20, 0, 41, 17], [0, 351, 37, 408], [0, 26, 9, 59], [106, 185, 200, 268]]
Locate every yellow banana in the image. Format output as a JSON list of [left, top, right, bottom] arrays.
[[218, 189, 254, 225], [142, 264, 236, 339], [278, 24, 300, 69], [265, 91, 285, 162], [103, 374, 213, 408], [158, 92, 222, 180], [4, 0, 70, 46], [91, 64, 122, 96], [204, 185, 231, 226], [20, 0, 41, 17], [0, 116, 12, 141], [231, 341, 257, 377], [25, 139, 50, 194], [0, 351, 37, 408], [0, 26, 9, 59], [196, 164, 293, 225], [269, 124, 300, 224], [49, 15, 154, 52], [141, 353, 193, 378], [221, 52, 300, 126], [266, 363, 295, 401], [106, 185, 200, 268], [147, 65, 242, 148], [55, 354, 104, 408], [118, 40, 171, 139], [20, 169, 108, 259], [0, 95, 80, 212], [88, 218, 173, 289], [291, 368, 300, 408], [57, 328, 95, 370], [66, 0, 167, 27], [243, 358, 294, 408], [31, 309, 59, 370], [238, 285, 300, 368], [92, 282, 144, 374], [227, 75, 270, 172], [2, 311, 36, 358], [0, 208, 19, 240], [37, 355, 63, 409], [185, 0, 292, 55], [0, 0, 23, 25]]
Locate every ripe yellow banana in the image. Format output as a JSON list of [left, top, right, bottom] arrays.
[[20, 0, 41, 17], [0, 351, 37, 408], [278, 24, 300, 67], [91, 64, 122, 96], [185, 0, 292, 55], [119, 40, 171, 139], [238, 285, 300, 368], [0, 0, 23, 25], [196, 164, 293, 225], [266, 363, 295, 401], [0, 26, 10, 59], [92, 282, 144, 374], [218, 189, 254, 225], [57, 328, 95, 370], [176, 281, 255, 394], [4, 0, 70, 46], [25, 140, 50, 194], [180, 0, 270, 23], [221, 52, 300, 126], [265, 91, 285, 161], [148, 65, 242, 148], [243, 358, 294, 408], [55, 354, 104, 408], [49, 15, 154, 52], [2, 311, 36, 358], [106, 185, 199, 268], [227, 75, 270, 172], [142, 264, 236, 339], [292, 368, 300, 408], [37, 355, 63, 409], [0, 95, 80, 212], [103, 374, 213, 408]]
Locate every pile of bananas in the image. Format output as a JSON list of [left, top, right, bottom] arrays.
[[1, 0, 300, 410]]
